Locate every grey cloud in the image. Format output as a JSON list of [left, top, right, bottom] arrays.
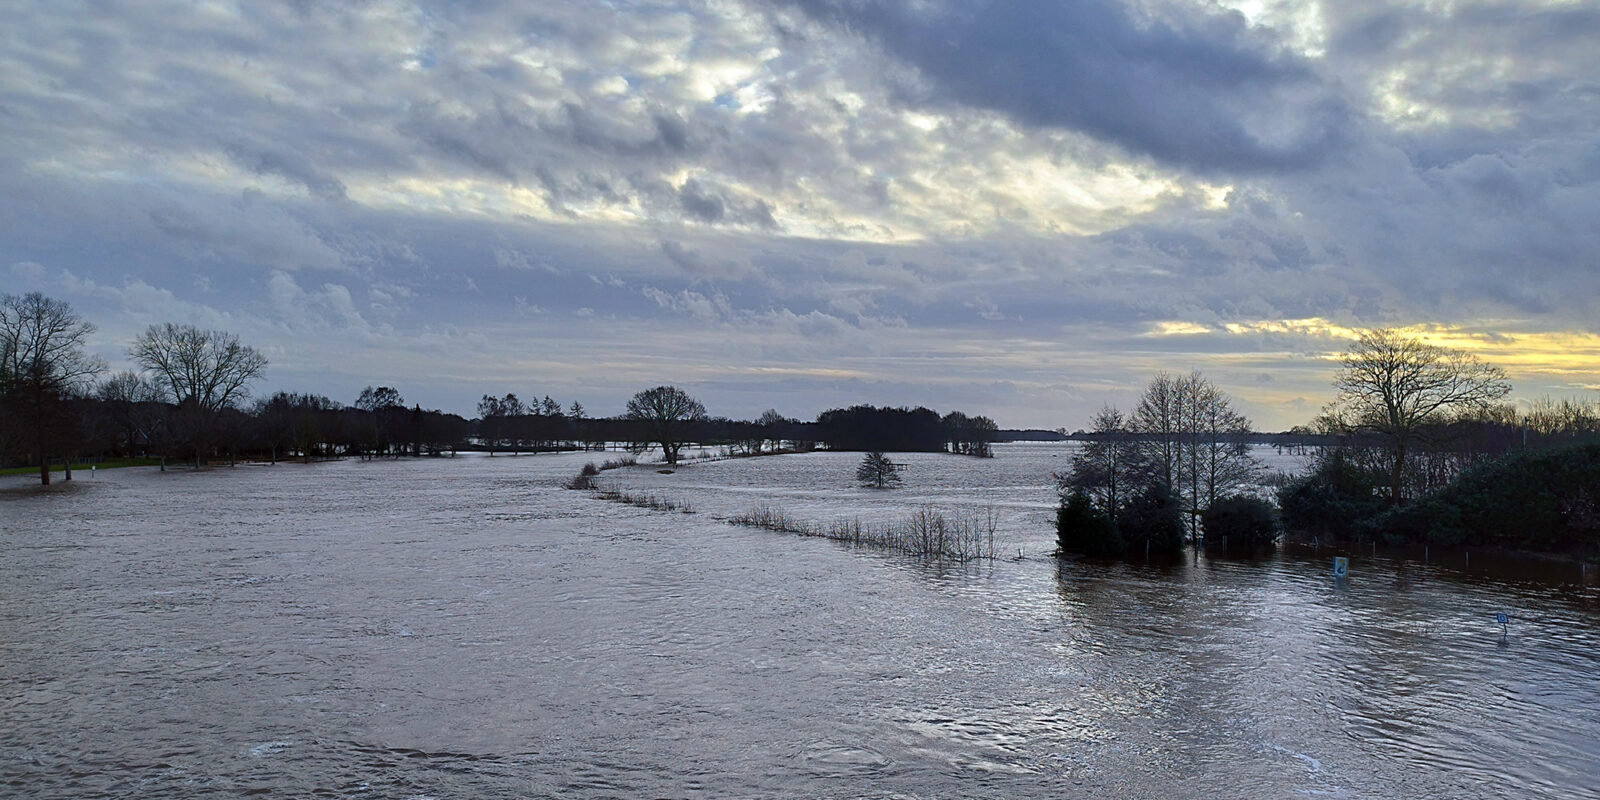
[[679, 179, 727, 222], [677, 179, 779, 229], [222, 139, 348, 200], [781, 0, 1355, 173]]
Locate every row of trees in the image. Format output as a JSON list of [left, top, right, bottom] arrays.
[[1, 295, 274, 483], [1274, 329, 1600, 552], [1058, 327, 1596, 558], [4, 293, 1003, 480], [0, 293, 104, 485], [1315, 328, 1512, 506], [477, 393, 593, 455]]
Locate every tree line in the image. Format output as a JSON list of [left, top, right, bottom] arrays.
[[1058, 328, 1600, 559], [1276, 329, 1600, 556], [1, 293, 1002, 482], [814, 405, 998, 456]]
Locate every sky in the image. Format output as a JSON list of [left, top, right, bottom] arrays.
[[4, 0, 1598, 430]]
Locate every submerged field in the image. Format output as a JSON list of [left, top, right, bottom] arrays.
[[3, 444, 1599, 798]]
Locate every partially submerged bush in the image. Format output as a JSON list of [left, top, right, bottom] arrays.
[[1117, 486, 1186, 555], [1201, 495, 1280, 549], [1056, 490, 1122, 557], [595, 487, 695, 514], [1056, 485, 1185, 559], [1277, 449, 1386, 541], [1369, 443, 1600, 553]]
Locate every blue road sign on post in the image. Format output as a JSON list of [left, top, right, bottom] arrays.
[[1332, 557, 1349, 578]]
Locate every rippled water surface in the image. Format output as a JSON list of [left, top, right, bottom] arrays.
[[4, 445, 1598, 798]]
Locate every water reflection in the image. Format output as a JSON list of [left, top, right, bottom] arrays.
[[3, 453, 1598, 799], [1054, 547, 1600, 798]]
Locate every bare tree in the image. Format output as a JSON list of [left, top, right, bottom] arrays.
[[624, 385, 707, 466], [131, 323, 267, 413], [1523, 396, 1598, 437], [1133, 372, 1183, 496], [0, 293, 106, 484], [130, 323, 266, 466], [1132, 371, 1259, 538], [1329, 328, 1511, 505]]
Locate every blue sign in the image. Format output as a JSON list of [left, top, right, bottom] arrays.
[[1332, 557, 1349, 578], [1496, 612, 1509, 625]]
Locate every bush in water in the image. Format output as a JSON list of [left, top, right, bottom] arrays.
[[1276, 449, 1386, 542], [1201, 495, 1280, 549], [1117, 486, 1186, 555], [1056, 490, 1122, 557]]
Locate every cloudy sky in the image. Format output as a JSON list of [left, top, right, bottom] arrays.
[[4, 0, 1598, 429]]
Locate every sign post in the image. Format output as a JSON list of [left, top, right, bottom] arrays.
[[1332, 556, 1349, 580]]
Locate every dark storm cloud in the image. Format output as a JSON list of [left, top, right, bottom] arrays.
[[781, 0, 1355, 173]]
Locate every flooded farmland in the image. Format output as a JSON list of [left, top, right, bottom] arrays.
[[4, 444, 1598, 798]]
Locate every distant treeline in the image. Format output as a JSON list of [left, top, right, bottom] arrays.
[[1, 380, 1002, 472], [815, 405, 998, 456]]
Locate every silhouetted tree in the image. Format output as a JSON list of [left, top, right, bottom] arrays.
[[355, 385, 405, 458], [253, 393, 293, 464], [0, 292, 105, 484], [856, 451, 901, 488], [1058, 406, 1139, 527], [568, 401, 590, 449], [942, 411, 998, 457], [816, 405, 945, 452], [130, 323, 266, 467], [757, 408, 789, 452], [1327, 329, 1511, 505], [1132, 371, 1258, 539], [625, 385, 707, 465], [1056, 490, 1122, 556], [477, 394, 503, 455]]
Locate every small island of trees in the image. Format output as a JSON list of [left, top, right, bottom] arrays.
[[1054, 329, 1600, 563]]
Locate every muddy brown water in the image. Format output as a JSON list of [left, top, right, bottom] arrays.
[[3, 449, 1597, 798]]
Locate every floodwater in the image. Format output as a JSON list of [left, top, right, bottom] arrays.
[[3, 444, 1598, 798]]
